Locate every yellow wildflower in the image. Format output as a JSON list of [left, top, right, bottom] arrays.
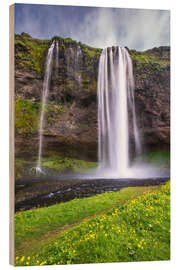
[[40, 261, 47, 266], [20, 256, 25, 262]]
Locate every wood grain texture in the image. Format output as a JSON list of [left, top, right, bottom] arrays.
[[9, 4, 15, 266]]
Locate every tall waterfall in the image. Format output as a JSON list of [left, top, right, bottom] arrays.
[[55, 41, 59, 78], [36, 41, 55, 173], [97, 47, 141, 177], [76, 45, 82, 84]]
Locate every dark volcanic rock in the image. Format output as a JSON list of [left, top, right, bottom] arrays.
[[15, 70, 43, 100]]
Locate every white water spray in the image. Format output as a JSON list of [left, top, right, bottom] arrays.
[[97, 47, 141, 177], [35, 41, 55, 174], [55, 41, 59, 78]]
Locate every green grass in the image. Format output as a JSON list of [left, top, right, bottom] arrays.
[[15, 183, 170, 265], [15, 185, 155, 247], [134, 151, 170, 168], [15, 155, 97, 179], [15, 151, 169, 179], [41, 155, 97, 173]]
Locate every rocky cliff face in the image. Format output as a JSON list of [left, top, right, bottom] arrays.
[[130, 47, 170, 151], [14, 33, 170, 160]]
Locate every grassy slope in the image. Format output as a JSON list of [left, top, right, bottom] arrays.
[[15, 185, 157, 247], [15, 183, 170, 265]]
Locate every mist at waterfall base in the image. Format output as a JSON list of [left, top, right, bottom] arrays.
[[32, 42, 169, 180]]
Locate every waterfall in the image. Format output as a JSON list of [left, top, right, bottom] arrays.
[[66, 47, 73, 76], [35, 41, 55, 174], [55, 41, 59, 78], [76, 45, 82, 84], [97, 46, 141, 177], [66, 45, 82, 84]]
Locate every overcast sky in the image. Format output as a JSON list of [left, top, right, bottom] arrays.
[[14, 3, 170, 51]]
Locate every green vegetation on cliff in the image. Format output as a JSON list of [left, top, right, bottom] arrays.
[[15, 98, 69, 135], [15, 33, 50, 74], [129, 47, 170, 78], [15, 98, 40, 135], [15, 32, 101, 99]]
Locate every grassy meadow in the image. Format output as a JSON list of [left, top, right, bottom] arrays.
[[15, 181, 170, 266]]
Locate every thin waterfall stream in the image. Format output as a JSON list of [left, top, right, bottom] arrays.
[[55, 40, 59, 78], [35, 41, 55, 174]]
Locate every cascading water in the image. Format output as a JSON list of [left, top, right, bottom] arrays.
[[55, 41, 59, 78], [97, 46, 141, 177], [30, 42, 168, 179], [35, 41, 55, 174], [76, 46, 82, 84]]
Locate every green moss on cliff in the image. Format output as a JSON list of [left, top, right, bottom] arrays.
[[16, 33, 102, 97], [82, 47, 101, 58], [15, 99, 40, 135], [15, 32, 170, 83], [45, 103, 67, 125], [15, 98, 69, 135], [129, 48, 170, 77], [15, 34, 50, 74]]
